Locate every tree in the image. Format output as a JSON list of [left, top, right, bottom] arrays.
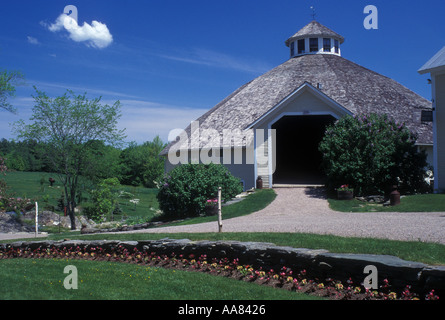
[[0, 70, 25, 113], [15, 87, 126, 229], [319, 113, 428, 196], [83, 140, 122, 182], [142, 136, 167, 188], [0, 138, 58, 172], [119, 136, 166, 187]]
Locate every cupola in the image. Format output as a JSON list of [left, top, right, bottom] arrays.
[[285, 20, 345, 58]]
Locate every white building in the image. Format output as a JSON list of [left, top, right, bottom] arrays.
[[419, 46, 445, 192], [162, 21, 433, 190]]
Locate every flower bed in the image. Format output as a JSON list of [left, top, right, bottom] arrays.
[[0, 240, 440, 301]]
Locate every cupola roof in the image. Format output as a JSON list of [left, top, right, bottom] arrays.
[[285, 20, 344, 47]]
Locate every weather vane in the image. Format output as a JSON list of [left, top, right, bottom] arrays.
[[310, 6, 316, 20]]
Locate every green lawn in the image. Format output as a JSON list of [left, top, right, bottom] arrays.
[[2, 171, 64, 208], [2, 172, 444, 300], [329, 193, 445, 212], [40, 231, 445, 266], [158, 189, 276, 227], [2, 171, 160, 220], [0, 258, 320, 300], [2, 172, 274, 224]]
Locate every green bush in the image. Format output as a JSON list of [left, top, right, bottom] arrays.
[[89, 178, 121, 222], [319, 113, 428, 196], [156, 163, 243, 220]]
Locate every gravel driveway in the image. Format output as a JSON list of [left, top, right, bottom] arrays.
[[123, 187, 445, 244]]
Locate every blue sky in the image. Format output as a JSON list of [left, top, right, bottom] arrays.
[[0, 0, 444, 144]]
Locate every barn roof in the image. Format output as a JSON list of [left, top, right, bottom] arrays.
[[161, 51, 432, 155]]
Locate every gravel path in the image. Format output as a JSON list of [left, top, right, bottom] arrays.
[[0, 232, 48, 241], [1, 188, 443, 244], [120, 187, 445, 244]]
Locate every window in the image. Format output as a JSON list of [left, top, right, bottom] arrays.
[[290, 41, 295, 56], [309, 38, 318, 52], [334, 39, 339, 53], [297, 39, 305, 54], [323, 38, 331, 52]]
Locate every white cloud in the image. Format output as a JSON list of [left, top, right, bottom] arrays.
[[47, 14, 113, 49], [27, 36, 40, 45]]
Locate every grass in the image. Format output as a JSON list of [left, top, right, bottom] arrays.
[[2, 171, 273, 224], [159, 189, 277, 227], [115, 186, 159, 219], [35, 231, 445, 266], [2, 172, 444, 300], [0, 258, 320, 300], [2, 171, 63, 209], [328, 193, 445, 212], [2, 171, 160, 220]]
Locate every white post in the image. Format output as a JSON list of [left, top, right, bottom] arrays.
[[217, 187, 222, 233], [35, 202, 38, 237]]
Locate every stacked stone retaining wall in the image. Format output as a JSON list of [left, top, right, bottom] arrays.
[[1, 238, 444, 297]]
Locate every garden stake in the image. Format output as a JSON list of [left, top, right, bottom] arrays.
[[218, 187, 222, 233]]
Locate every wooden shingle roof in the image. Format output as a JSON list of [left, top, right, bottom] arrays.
[[285, 20, 345, 47], [161, 54, 432, 155]]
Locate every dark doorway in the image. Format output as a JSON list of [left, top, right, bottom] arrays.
[[272, 115, 336, 185]]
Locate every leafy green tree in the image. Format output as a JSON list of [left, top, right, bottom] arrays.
[[4, 152, 26, 171], [119, 142, 144, 186], [142, 136, 166, 188], [83, 140, 122, 182], [119, 136, 166, 187], [0, 139, 57, 172], [0, 70, 25, 113], [319, 113, 428, 196], [14, 87, 126, 229]]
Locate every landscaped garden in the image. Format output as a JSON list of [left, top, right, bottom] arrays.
[[1, 167, 445, 301], [1, 171, 161, 223], [1, 114, 444, 302], [1, 240, 441, 301]]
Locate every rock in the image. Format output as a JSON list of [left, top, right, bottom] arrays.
[[21, 211, 96, 230], [0, 212, 34, 233], [2, 238, 444, 297], [356, 195, 385, 203]]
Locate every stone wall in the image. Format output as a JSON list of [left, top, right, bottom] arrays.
[[1, 238, 444, 296]]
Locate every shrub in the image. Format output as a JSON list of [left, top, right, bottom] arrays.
[[156, 163, 243, 220], [89, 178, 121, 222], [319, 113, 428, 196]]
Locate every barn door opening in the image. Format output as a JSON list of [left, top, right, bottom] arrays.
[[271, 115, 336, 185]]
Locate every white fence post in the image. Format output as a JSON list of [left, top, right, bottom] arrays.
[[35, 202, 38, 237], [218, 187, 222, 233]]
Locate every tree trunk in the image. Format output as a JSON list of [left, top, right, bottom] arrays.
[[64, 182, 77, 230], [68, 203, 76, 230]]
